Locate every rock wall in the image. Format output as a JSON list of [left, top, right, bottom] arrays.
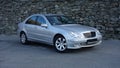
[[0, 0, 120, 39]]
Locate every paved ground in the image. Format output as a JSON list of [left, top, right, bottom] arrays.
[[0, 35, 120, 68]]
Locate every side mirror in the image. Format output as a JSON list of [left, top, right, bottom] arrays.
[[41, 24, 48, 28]]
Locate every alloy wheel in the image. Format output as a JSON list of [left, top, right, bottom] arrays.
[[20, 33, 27, 44], [55, 37, 67, 52]]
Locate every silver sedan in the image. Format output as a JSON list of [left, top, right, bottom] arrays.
[[17, 14, 102, 52]]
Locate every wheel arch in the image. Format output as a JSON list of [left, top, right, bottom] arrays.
[[20, 31, 26, 37], [53, 33, 65, 43]]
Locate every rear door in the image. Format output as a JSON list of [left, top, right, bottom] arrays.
[[25, 16, 38, 39]]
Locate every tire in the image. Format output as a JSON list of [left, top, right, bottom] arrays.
[[20, 32, 28, 44], [54, 36, 67, 52]]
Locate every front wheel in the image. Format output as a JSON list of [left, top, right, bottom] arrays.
[[54, 36, 67, 52]]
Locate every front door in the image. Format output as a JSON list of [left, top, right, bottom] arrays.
[[35, 16, 53, 43]]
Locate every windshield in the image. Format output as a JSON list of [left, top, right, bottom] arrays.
[[46, 15, 77, 25]]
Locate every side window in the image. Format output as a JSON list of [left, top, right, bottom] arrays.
[[37, 16, 46, 25], [26, 16, 37, 25]]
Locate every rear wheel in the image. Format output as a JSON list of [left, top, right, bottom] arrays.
[[54, 36, 67, 52], [20, 32, 28, 44]]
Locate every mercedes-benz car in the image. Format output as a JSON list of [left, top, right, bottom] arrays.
[[17, 14, 102, 52]]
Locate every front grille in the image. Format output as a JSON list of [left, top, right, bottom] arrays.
[[84, 32, 96, 38]]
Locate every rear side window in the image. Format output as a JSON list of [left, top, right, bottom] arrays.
[[26, 16, 37, 25]]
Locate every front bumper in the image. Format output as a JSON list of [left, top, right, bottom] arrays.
[[66, 36, 102, 49]]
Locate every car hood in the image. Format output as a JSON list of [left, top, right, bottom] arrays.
[[53, 24, 96, 33]]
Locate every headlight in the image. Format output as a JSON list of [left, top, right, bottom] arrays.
[[70, 32, 80, 38]]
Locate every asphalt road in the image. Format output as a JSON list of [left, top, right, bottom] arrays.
[[0, 35, 120, 68]]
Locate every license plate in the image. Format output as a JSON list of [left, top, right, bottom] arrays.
[[87, 39, 98, 45]]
